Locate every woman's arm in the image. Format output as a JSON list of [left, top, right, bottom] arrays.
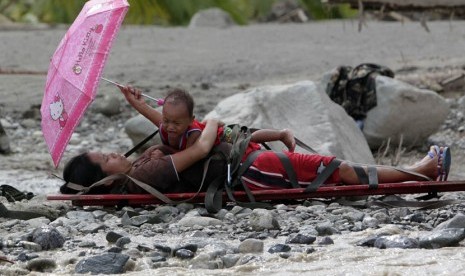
[[185, 131, 201, 148], [170, 118, 219, 172], [119, 86, 163, 127]]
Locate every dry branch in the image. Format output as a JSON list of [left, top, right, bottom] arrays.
[[326, 0, 465, 12]]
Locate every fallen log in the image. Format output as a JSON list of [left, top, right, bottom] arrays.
[[327, 0, 465, 11]]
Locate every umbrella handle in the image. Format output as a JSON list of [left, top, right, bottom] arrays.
[[101, 77, 123, 88], [101, 77, 164, 106]]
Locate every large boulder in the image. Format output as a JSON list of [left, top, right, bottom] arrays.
[[189, 8, 236, 29], [124, 114, 160, 153], [363, 76, 449, 148], [205, 81, 375, 164], [0, 120, 11, 154]]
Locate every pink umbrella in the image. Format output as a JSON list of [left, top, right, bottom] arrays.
[[41, 0, 129, 167]]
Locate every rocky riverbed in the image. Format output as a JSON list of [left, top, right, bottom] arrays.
[[1, 20, 465, 275]]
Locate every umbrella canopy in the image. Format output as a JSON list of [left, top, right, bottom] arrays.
[[41, 0, 129, 167]]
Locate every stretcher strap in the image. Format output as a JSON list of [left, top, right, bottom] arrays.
[[391, 166, 432, 181], [305, 159, 342, 193], [368, 166, 379, 189], [295, 137, 318, 153], [275, 152, 300, 188], [353, 165, 378, 189], [227, 125, 252, 185], [205, 174, 226, 213], [220, 150, 298, 211], [234, 151, 299, 189], [124, 129, 159, 157], [348, 162, 432, 182], [229, 150, 263, 203], [354, 166, 368, 184], [67, 155, 216, 205]]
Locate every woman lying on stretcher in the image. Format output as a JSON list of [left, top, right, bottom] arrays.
[[60, 116, 451, 195]]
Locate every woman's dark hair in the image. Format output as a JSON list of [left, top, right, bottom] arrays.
[[60, 152, 109, 194], [164, 88, 195, 117]]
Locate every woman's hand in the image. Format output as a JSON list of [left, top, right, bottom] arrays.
[[201, 118, 224, 127]]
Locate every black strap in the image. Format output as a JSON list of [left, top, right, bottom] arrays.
[[124, 129, 159, 157], [221, 150, 275, 209], [223, 150, 300, 210], [352, 165, 379, 189], [67, 154, 216, 206], [295, 137, 318, 153], [233, 150, 300, 189], [353, 165, 369, 184], [230, 150, 263, 203], [305, 159, 342, 192], [204, 174, 226, 213], [275, 152, 299, 188], [367, 166, 378, 189], [224, 181, 274, 210], [415, 192, 438, 201], [227, 126, 253, 185], [0, 185, 34, 202]]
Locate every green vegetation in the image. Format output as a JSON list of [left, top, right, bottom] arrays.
[[0, 0, 356, 25]]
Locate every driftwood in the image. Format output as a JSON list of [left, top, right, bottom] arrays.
[[327, 0, 465, 32], [327, 0, 465, 11]]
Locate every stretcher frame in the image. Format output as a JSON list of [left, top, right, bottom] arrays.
[[47, 180, 465, 207]]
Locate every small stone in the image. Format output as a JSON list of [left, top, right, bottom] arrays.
[[268, 244, 291, 253], [106, 231, 124, 243], [31, 225, 65, 250], [26, 258, 57, 272], [175, 249, 194, 259], [115, 237, 131, 248]]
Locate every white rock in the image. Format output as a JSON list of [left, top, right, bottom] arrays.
[[205, 81, 374, 164]]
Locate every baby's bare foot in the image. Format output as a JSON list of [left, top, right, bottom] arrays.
[[281, 129, 296, 152]]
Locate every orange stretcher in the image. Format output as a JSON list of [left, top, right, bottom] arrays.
[[47, 180, 465, 207]]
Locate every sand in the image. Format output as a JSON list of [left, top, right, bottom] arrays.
[[1, 19, 465, 192]]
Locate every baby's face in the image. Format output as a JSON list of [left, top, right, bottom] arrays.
[[161, 101, 193, 139]]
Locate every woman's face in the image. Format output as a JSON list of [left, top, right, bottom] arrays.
[[87, 152, 132, 175]]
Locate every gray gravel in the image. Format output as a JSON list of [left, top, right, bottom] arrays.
[[1, 20, 465, 275]]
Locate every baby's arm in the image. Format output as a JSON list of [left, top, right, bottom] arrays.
[[119, 86, 163, 127], [251, 128, 296, 152]]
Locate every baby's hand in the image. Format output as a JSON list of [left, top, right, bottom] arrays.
[[119, 85, 145, 105], [119, 85, 141, 98], [281, 129, 296, 152]]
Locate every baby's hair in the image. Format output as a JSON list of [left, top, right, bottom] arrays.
[[164, 88, 194, 117]]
